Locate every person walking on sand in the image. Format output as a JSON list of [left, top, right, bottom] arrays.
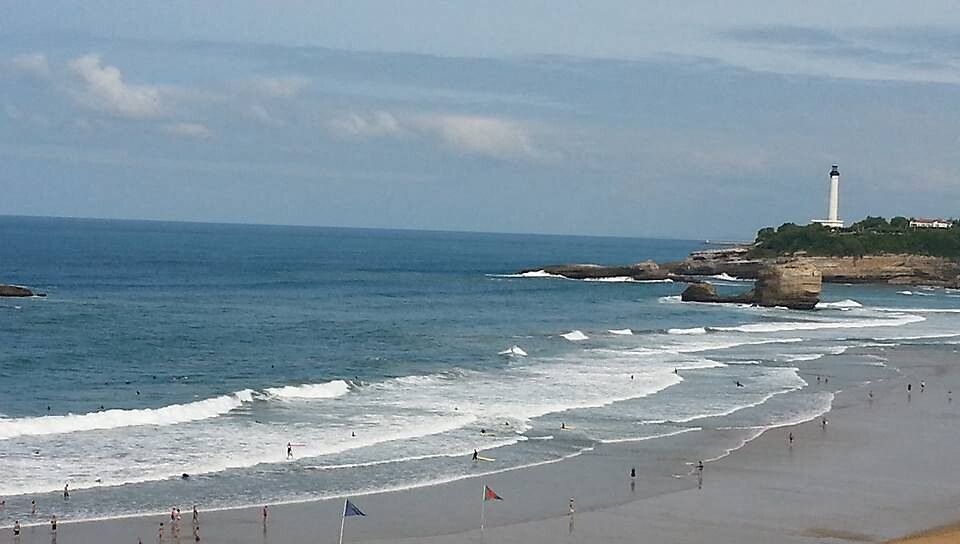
[[193, 524, 200, 542], [262, 505, 268, 525], [63, 484, 69, 500], [472, 449, 478, 461], [13, 520, 20, 537], [568, 497, 575, 515], [788, 432, 794, 446], [192, 505, 198, 524], [630, 467, 636, 479], [30, 500, 36, 516], [920, 381, 926, 392], [50, 515, 57, 532], [821, 417, 828, 430]]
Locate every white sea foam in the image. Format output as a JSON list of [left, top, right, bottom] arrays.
[[875, 307, 960, 314], [0, 390, 255, 440], [487, 270, 565, 279], [582, 276, 673, 283], [712, 314, 924, 333], [816, 299, 863, 309], [561, 330, 589, 341], [608, 328, 634, 335], [658, 295, 682, 303], [265, 380, 351, 400], [668, 327, 708, 335], [599, 427, 702, 444], [498, 345, 528, 357], [898, 290, 933, 296], [709, 273, 752, 282]]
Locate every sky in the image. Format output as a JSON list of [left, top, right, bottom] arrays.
[[2, 1, 959, 239]]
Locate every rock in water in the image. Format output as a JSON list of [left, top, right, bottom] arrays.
[[754, 261, 821, 310], [0, 285, 36, 297], [681, 282, 721, 303], [680, 261, 821, 310]]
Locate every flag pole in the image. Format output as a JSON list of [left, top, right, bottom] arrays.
[[480, 485, 486, 533], [338, 499, 347, 544]]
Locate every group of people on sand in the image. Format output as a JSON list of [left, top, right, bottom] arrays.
[[155, 505, 201, 542]]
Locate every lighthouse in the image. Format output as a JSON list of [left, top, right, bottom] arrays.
[[812, 165, 844, 228]]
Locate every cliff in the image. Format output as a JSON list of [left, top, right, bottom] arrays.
[[671, 248, 960, 287]]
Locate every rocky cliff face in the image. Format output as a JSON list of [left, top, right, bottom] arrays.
[[753, 261, 822, 309], [681, 261, 821, 310], [671, 249, 960, 287], [794, 255, 960, 287]]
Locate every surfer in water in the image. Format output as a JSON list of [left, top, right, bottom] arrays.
[[561, 422, 566, 430], [286, 443, 293, 459], [472, 449, 479, 461], [735, 381, 744, 388]]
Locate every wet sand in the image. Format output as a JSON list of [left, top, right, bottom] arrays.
[[3, 344, 960, 543]]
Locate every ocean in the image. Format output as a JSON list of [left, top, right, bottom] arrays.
[[1, 215, 959, 525]]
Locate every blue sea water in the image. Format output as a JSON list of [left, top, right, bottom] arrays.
[[1, 216, 959, 524]]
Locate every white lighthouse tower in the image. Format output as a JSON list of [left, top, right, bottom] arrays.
[[812, 165, 844, 228]]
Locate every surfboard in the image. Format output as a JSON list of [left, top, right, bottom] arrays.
[[289, 443, 307, 447], [560, 426, 576, 431], [476, 455, 496, 462]]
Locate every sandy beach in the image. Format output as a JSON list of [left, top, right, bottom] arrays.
[[4, 343, 960, 544]]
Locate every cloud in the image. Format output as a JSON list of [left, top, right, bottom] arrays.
[[721, 25, 843, 47], [247, 104, 283, 126], [412, 114, 536, 159], [328, 111, 405, 138], [328, 110, 538, 160], [250, 76, 310, 98], [163, 122, 212, 139], [68, 54, 163, 119], [9, 53, 51, 80]]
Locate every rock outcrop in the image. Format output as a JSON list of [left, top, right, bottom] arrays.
[[753, 261, 822, 309], [0, 284, 40, 297], [670, 247, 763, 279], [526, 260, 670, 281], [681, 261, 821, 310], [794, 255, 960, 287]]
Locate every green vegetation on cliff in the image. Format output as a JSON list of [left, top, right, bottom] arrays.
[[751, 217, 960, 258]]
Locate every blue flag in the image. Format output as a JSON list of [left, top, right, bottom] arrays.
[[344, 500, 365, 517]]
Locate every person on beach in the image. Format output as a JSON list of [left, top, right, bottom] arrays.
[[31, 500, 36, 515], [50, 515, 57, 532], [561, 422, 566, 430], [193, 524, 200, 542], [192, 505, 198, 524], [262, 505, 268, 525], [63, 484, 69, 500], [697, 460, 704, 474], [568, 498, 575, 514], [287, 442, 293, 458], [630, 467, 636, 479], [13, 520, 20, 537], [171, 508, 177, 522], [158, 522, 163, 542], [788, 432, 794, 446], [920, 381, 926, 392], [176, 508, 182, 522], [821, 417, 828, 430], [907, 383, 912, 392], [473, 449, 479, 461]]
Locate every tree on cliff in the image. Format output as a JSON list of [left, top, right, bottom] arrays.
[[751, 216, 960, 258]]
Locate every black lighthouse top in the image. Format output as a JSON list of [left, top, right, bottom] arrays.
[[830, 165, 840, 177]]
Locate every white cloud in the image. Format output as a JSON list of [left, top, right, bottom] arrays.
[[10, 53, 51, 80], [247, 104, 283, 126], [163, 122, 213, 139], [250, 76, 310, 98], [328, 111, 405, 138], [412, 114, 535, 160], [328, 110, 538, 160], [68, 54, 163, 119]]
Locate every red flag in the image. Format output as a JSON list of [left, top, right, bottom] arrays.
[[484, 485, 503, 501]]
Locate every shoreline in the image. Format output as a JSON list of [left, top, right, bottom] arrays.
[[5, 343, 958, 543]]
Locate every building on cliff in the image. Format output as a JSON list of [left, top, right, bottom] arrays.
[[909, 218, 952, 229], [811, 165, 844, 229]]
